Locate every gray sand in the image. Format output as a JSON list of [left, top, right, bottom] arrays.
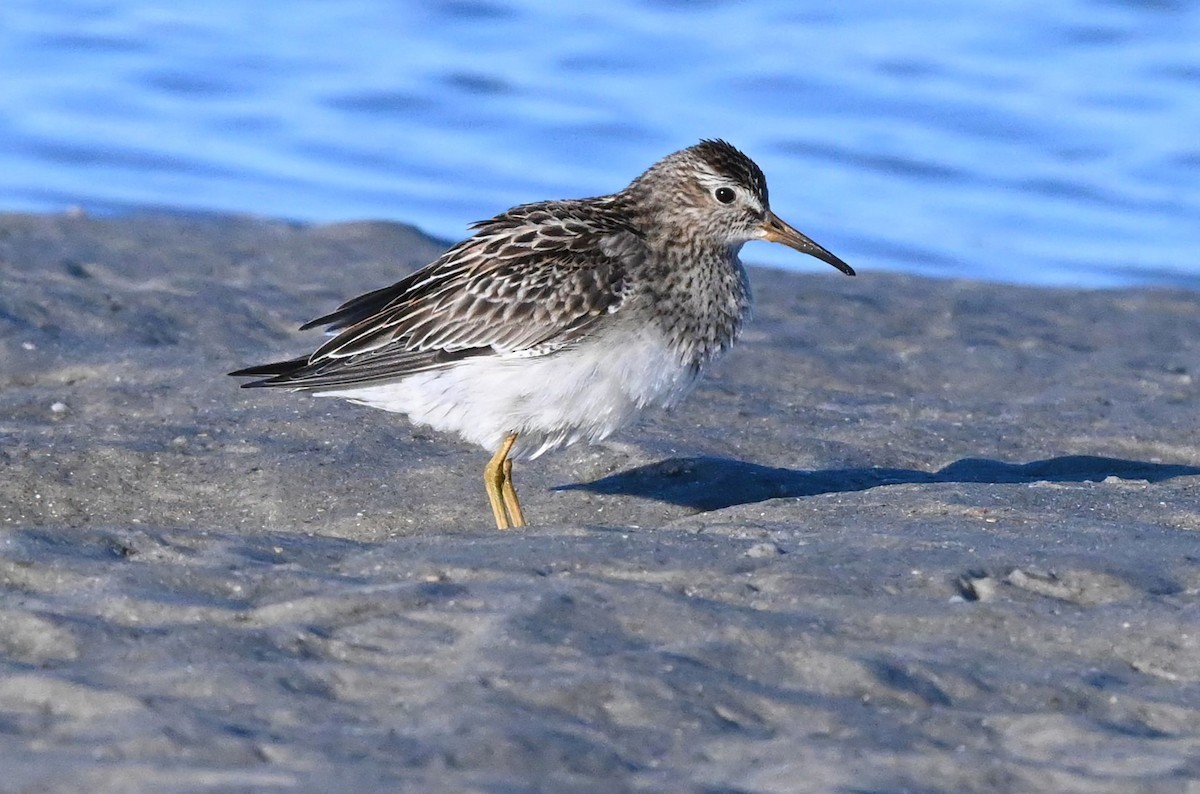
[[2, 212, 1199, 792]]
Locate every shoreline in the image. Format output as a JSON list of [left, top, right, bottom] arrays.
[[2, 211, 1199, 791]]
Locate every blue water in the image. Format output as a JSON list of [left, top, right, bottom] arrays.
[[2, 0, 1198, 288]]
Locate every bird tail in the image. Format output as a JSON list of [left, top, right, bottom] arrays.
[[228, 356, 311, 388]]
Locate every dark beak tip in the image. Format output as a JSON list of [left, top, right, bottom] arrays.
[[815, 252, 855, 277]]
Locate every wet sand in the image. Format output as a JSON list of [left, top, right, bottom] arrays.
[[2, 212, 1199, 792]]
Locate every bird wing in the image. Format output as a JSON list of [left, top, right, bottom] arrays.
[[238, 199, 643, 390]]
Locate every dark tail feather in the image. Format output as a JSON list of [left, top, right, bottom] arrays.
[[299, 283, 395, 331], [228, 356, 311, 387], [298, 272, 421, 331]]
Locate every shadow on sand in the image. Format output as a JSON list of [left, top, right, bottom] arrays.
[[560, 455, 1200, 512]]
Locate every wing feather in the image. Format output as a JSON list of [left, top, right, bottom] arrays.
[[238, 197, 644, 390]]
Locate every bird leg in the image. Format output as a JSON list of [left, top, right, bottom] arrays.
[[501, 457, 526, 527], [484, 432, 524, 529]]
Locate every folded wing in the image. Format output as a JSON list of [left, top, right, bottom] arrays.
[[231, 199, 643, 390]]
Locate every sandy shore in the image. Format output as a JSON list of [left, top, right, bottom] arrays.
[[2, 211, 1199, 792]]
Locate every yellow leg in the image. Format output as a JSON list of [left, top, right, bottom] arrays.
[[483, 433, 520, 530], [501, 457, 526, 527]]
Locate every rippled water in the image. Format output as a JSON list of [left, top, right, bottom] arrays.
[[2, 0, 1198, 287]]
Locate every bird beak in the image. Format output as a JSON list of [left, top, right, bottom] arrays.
[[761, 211, 855, 276]]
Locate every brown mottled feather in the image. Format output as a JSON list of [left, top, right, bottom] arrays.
[[234, 196, 644, 389]]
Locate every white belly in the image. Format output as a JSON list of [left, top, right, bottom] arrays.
[[314, 325, 700, 458]]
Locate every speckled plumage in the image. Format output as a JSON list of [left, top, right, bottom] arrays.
[[231, 139, 854, 528]]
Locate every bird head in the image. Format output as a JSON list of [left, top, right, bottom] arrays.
[[630, 139, 854, 276]]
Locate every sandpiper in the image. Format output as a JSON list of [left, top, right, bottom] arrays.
[[231, 139, 853, 529]]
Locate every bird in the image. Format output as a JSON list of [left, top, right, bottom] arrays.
[[230, 139, 854, 529]]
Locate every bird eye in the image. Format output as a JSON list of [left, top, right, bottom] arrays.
[[714, 187, 736, 204]]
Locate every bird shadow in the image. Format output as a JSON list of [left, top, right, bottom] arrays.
[[559, 454, 1200, 511]]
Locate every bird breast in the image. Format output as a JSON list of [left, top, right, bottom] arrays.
[[639, 245, 752, 370]]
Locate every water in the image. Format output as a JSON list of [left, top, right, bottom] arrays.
[[2, 0, 1198, 288]]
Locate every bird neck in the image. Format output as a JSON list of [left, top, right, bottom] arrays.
[[642, 232, 752, 371]]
